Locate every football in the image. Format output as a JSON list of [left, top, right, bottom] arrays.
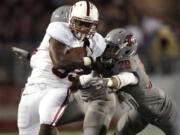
[[67, 47, 87, 57]]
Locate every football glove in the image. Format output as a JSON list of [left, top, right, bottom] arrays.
[[88, 77, 109, 90], [11, 46, 31, 60], [79, 70, 98, 88]]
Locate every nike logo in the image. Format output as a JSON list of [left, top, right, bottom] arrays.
[[22, 92, 36, 96], [22, 93, 29, 96]]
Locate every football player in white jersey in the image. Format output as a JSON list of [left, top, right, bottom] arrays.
[[13, 4, 116, 135], [87, 28, 179, 135], [17, 1, 108, 135]]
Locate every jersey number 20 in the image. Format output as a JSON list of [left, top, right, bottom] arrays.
[[119, 60, 131, 70]]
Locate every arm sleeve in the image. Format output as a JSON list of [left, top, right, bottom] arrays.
[[113, 72, 138, 89]]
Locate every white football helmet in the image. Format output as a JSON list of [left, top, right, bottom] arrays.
[[69, 1, 99, 41]]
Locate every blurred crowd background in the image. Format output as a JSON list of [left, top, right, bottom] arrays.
[[0, 0, 180, 84], [0, 0, 180, 133]]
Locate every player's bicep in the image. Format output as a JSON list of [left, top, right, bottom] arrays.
[[49, 37, 68, 68]]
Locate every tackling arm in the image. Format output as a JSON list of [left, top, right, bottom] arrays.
[[107, 72, 138, 90], [88, 72, 139, 91]]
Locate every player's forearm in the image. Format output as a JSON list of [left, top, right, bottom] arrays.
[[69, 76, 82, 91], [49, 38, 95, 71], [106, 72, 138, 90], [52, 55, 95, 71], [70, 72, 94, 90]]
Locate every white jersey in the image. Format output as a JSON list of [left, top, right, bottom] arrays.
[[26, 22, 106, 88]]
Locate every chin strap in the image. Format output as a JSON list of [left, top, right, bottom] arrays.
[[79, 33, 86, 41], [73, 31, 86, 41]]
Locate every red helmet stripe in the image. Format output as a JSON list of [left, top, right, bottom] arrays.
[[86, 0, 90, 16]]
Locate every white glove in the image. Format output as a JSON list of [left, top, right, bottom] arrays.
[[79, 71, 97, 88]]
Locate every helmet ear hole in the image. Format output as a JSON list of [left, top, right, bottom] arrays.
[[125, 50, 130, 55], [106, 44, 111, 48]]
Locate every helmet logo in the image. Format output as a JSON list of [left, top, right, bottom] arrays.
[[125, 34, 134, 46]]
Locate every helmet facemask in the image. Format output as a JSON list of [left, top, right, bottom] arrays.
[[69, 1, 99, 41], [69, 17, 98, 41], [101, 43, 120, 65]]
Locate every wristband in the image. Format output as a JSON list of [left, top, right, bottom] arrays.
[[112, 76, 122, 89], [106, 78, 113, 87], [83, 57, 92, 67]]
